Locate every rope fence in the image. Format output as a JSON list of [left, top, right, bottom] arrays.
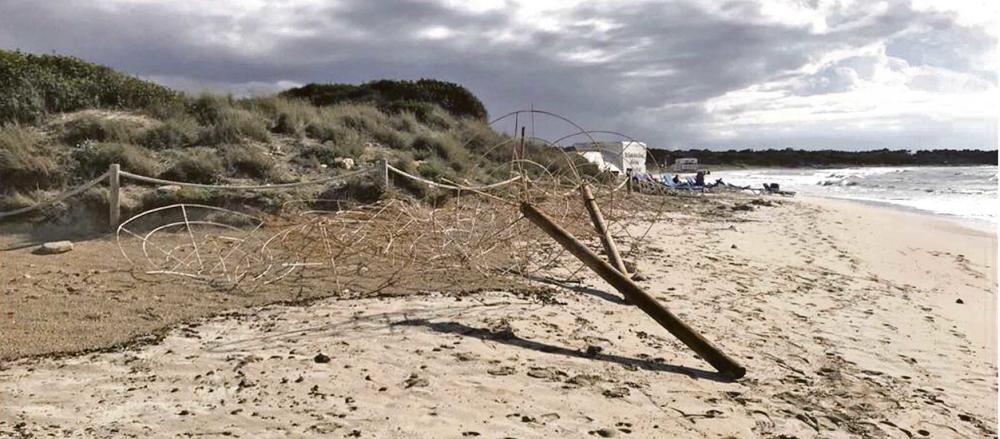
[[119, 168, 375, 190], [0, 171, 111, 219], [1, 158, 547, 227], [0, 162, 384, 227]]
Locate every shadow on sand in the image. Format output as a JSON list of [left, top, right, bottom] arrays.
[[520, 273, 625, 305], [395, 318, 734, 383]]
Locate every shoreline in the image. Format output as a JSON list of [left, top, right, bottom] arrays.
[[799, 194, 997, 235]]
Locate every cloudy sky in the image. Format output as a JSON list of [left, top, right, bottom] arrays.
[[0, 0, 996, 149]]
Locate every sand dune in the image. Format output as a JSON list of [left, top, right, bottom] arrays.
[[1, 197, 995, 438]]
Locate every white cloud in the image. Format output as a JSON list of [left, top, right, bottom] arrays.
[[0, 0, 995, 149]]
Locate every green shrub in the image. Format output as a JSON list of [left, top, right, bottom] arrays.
[[456, 118, 508, 158], [73, 142, 158, 178], [140, 116, 199, 149], [136, 187, 217, 211], [294, 144, 338, 166], [303, 119, 342, 142], [327, 104, 387, 132], [60, 115, 144, 145], [160, 148, 224, 184], [0, 124, 64, 192], [280, 79, 488, 120], [143, 98, 189, 120], [410, 133, 469, 167], [0, 49, 182, 124], [294, 138, 366, 168], [314, 180, 382, 206], [386, 102, 455, 130], [0, 190, 38, 211], [187, 94, 230, 125], [523, 142, 602, 181], [198, 107, 270, 145], [370, 124, 411, 150], [389, 112, 421, 133], [254, 97, 320, 137], [416, 156, 457, 182], [388, 153, 426, 198], [221, 145, 280, 181]]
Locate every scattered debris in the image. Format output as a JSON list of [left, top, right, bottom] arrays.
[[403, 373, 429, 389]]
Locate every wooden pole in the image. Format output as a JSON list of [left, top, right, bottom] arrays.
[[108, 163, 120, 231], [580, 184, 628, 275], [376, 159, 389, 191], [520, 202, 746, 379]]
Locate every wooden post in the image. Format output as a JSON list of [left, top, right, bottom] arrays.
[[108, 163, 120, 231], [580, 184, 628, 275], [519, 126, 526, 164], [520, 202, 746, 379], [376, 159, 389, 191], [625, 170, 633, 194]]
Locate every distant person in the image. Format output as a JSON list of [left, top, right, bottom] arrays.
[[672, 174, 681, 184], [695, 171, 706, 186]]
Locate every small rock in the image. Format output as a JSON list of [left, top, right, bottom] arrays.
[[630, 273, 649, 282], [314, 353, 331, 363], [731, 244, 738, 249], [956, 298, 964, 304], [35, 241, 73, 255], [731, 204, 754, 212], [333, 157, 355, 170], [585, 345, 603, 357]]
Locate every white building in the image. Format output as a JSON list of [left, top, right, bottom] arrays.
[[573, 141, 648, 175], [671, 157, 700, 172]]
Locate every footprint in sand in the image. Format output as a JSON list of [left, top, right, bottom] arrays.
[[750, 410, 774, 434]]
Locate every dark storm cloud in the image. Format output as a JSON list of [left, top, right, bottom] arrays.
[[0, 0, 994, 148]]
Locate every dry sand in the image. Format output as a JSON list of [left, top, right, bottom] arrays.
[[1, 196, 996, 438]]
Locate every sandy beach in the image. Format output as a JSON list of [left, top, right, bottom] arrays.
[[1, 195, 996, 438]]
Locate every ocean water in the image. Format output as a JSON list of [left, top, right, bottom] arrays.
[[709, 166, 998, 225]]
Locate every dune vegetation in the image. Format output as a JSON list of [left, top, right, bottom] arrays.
[[0, 50, 598, 218]]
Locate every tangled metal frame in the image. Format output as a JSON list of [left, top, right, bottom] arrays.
[[115, 110, 704, 293]]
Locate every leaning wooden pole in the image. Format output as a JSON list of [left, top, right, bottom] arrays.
[[520, 202, 746, 379], [580, 184, 628, 275]]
